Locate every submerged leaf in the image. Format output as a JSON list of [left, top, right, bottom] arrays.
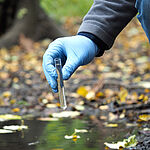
[[0, 129, 14, 134]]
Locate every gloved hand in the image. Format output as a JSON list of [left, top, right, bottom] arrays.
[[42, 35, 98, 93]]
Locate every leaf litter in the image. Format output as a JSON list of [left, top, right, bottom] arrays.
[[0, 17, 149, 149]]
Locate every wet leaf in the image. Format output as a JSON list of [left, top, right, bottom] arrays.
[[0, 114, 21, 121], [104, 141, 126, 149], [139, 114, 150, 121], [37, 117, 59, 121], [75, 129, 88, 133], [104, 135, 137, 149], [51, 111, 80, 118], [28, 141, 40, 146], [3, 125, 28, 131], [0, 129, 14, 134], [64, 135, 80, 140]]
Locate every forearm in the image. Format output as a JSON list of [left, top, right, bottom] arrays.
[[78, 0, 137, 52]]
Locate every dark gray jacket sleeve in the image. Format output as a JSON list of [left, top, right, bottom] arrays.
[[78, 0, 137, 50]]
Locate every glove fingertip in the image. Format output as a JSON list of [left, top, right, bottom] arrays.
[[52, 88, 58, 93], [62, 68, 70, 80]]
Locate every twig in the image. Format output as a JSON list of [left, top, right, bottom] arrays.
[[111, 101, 150, 113]]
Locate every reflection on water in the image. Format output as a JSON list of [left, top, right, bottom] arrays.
[[0, 117, 135, 150]]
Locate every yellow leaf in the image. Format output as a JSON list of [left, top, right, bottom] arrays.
[[118, 88, 128, 102], [2, 91, 11, 98], [0, 114, 21, 121], [132, 76, 141, 83], [96, 92, 104, 97], [143, 95, 148, 102], [138, 94, 144, 100], [37, 117, 59, 121], [139, 114, 150, 121], [104, 123, 118, 127], [76, 86, 88, 97], [144, 89, 150, 93], [13, 77, 19, 83], [12, 108, 20, 113], [10, 99, 16, 105]]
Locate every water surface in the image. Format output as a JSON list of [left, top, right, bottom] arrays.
[[0, 117, 136, 150]]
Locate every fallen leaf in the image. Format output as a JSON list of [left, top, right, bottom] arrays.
[[139, 114, 150, 121], [28, 141, 40, 146], [99, 105, 109, 110], [0, 129, 14, 134], [2, 91, 11, 98], [104, 123, 118, 127], [76, 86, 88, 97], [3, 125, 28, 131], [37, 117, 59, 121], [74, 105, 85, 111], [75, 129, 88, 133], [85, 91, 95, 100], [104, 135, 137, 149], [108, 112, 118, 121], [126, 123, 138, 127], [12, 108, 20, 112], [138, 81, 150, 88], [51, 111, 80, 118], [0, 114, 21, 121], [46, 104, 57, 108], [104, 141, 126, 149], [64, 135, 80, 140]]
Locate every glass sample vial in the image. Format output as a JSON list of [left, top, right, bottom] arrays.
[[54, 58, 67, 110]]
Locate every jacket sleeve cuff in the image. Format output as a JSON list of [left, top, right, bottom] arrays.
[[77, 32, 107, 57]]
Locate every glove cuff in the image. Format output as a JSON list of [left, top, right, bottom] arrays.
[[78, 32, 107, 57]]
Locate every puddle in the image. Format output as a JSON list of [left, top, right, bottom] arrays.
[[0, 117, 137, 150]]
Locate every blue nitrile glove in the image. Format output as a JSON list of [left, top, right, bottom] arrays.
[[42, 35, 98, 93]]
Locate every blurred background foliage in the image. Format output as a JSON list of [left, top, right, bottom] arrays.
[[40, 0, 93, 21]]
